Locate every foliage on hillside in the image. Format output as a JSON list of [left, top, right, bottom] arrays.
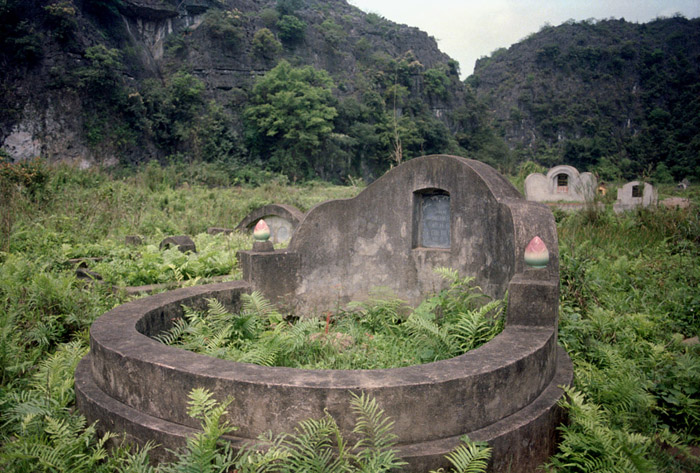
[[472, 16, 700, 181], [0, 0, 501, 181]]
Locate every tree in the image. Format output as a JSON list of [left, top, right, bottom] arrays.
[[244, 61, 338, 179], [251, 28, 281, 59], [276, 14, 306, 44]]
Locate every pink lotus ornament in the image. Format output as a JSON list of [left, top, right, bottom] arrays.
[[524, 236, 549, 269], [253, 219, 270, 241]]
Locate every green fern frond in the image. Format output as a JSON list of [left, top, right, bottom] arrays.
[[436, 436, 491, 473], [405, 310, 458, 359], [237, 344, 280, 367], [241, 291, 284, 325], [434, 266, 461, 284], [161, 388, 236, 473], [280, 414, 347, 473], [117, 441, 158, 473], [452, 299, 504, 351], [242, 291, 272, 316], [350, 391, 406, 472], [186, 388, 220, 421], [284, 318, 322, 350], [206, 297, 230, 319], [153, 317, 189, 345]]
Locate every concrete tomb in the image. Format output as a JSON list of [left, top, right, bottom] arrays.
[[613, 181, 658, 213], [76, 155, 572, 472], [159, 235, 196, 253], [206, 227, 233, 235], [235, 203, 304, 244], [125, 235, 143, 246], [661, 197, 691, 209], [525, 165, 597, 203]]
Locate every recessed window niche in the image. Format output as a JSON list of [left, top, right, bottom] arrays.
[[556, 173, 569, 193], [413, 189, 450, 248]]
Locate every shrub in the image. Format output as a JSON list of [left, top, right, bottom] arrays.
[[203, 9, 244, 49], [251, 28, 282, 59], [276, 14, 306, 44]]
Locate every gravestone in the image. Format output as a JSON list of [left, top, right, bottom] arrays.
[[525, 165, 597, 203], [613, 181, 657, 213], [235, 203, 304, 244], [207, 227, 233, 236], [159, 235, 196, 253], [417, 192, 451, 248], [125, 235, 143, 246], [77, 155, 571, 473], [661, 197, 691, 209]]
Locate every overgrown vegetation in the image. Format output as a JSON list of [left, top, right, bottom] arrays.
[[0, 162, 698, 472], [473, 17, 700, 181], [546, 202, 700, 472], [154, 269, 505, 370]]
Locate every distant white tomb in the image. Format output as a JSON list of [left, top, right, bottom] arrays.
[[524, 165, 597, 203], [613, 181, 657, 213]]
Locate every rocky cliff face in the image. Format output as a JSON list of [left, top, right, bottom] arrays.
[[469, 16, 700, 178], [0, 0, 464, 171]]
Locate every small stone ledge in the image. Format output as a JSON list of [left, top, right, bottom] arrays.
[[76, 346, 573, 472], [80, 276, 564, 461]]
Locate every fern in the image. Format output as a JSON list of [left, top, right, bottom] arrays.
[[160, 388, 236, 473], [350, 391, 406, 472], [233, 391, 404, 473], [117, 442, 158, 473], [152, 317, 189, 345], [546, 386, 656, 473], [405, 305, 459, 360], [236, 344, 280, 367], [346, 287, 408, 332], [242, 291, 284, 325], [429, 435, 491, 473], [452, 299, 504, 352]]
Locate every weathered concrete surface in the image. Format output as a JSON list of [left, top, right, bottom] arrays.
[[206, 227, 233, 235], [236, 203, 305, 244], [279, 155, 555, 311], [76, 345, 572, 471], [76, 155, 570, 472], [159, 235, 196, 253], [614, 181, 658, 213], [238, 249, 300, 307], [525, 165, 597, 203], [661, 197, 691, 209], [125, 235, 143, 246], [76, 279, 570, 471]]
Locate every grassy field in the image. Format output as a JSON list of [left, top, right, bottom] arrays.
[[0, 160, 698, 472]]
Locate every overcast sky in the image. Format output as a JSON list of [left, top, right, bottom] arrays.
[[347, 0, 700, 78]]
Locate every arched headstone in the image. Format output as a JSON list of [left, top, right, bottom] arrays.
[[525, 165, 597, 203], [235, 203, 305, 244], [614, 181, 658, 213], [159, 235, 196, 253]]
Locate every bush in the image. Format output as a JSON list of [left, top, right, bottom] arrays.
[[276, 14, 306, 44], [203, 9, 244, 49], [251, 28, 282, 59]]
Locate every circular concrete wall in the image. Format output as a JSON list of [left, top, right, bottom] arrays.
[[76, 156, 572, 472], [76, 280, 571, 472]]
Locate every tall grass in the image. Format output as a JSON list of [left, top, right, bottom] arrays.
[[548, 202, 700, 472]]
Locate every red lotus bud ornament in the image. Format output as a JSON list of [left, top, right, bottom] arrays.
[[253, 219, 270, 241], [524, 236, 549, 269]]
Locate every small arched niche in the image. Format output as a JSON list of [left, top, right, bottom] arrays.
[[555, 173, 569, 193], [412, 188, 451, 249], [632, 184, 642, 198]]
